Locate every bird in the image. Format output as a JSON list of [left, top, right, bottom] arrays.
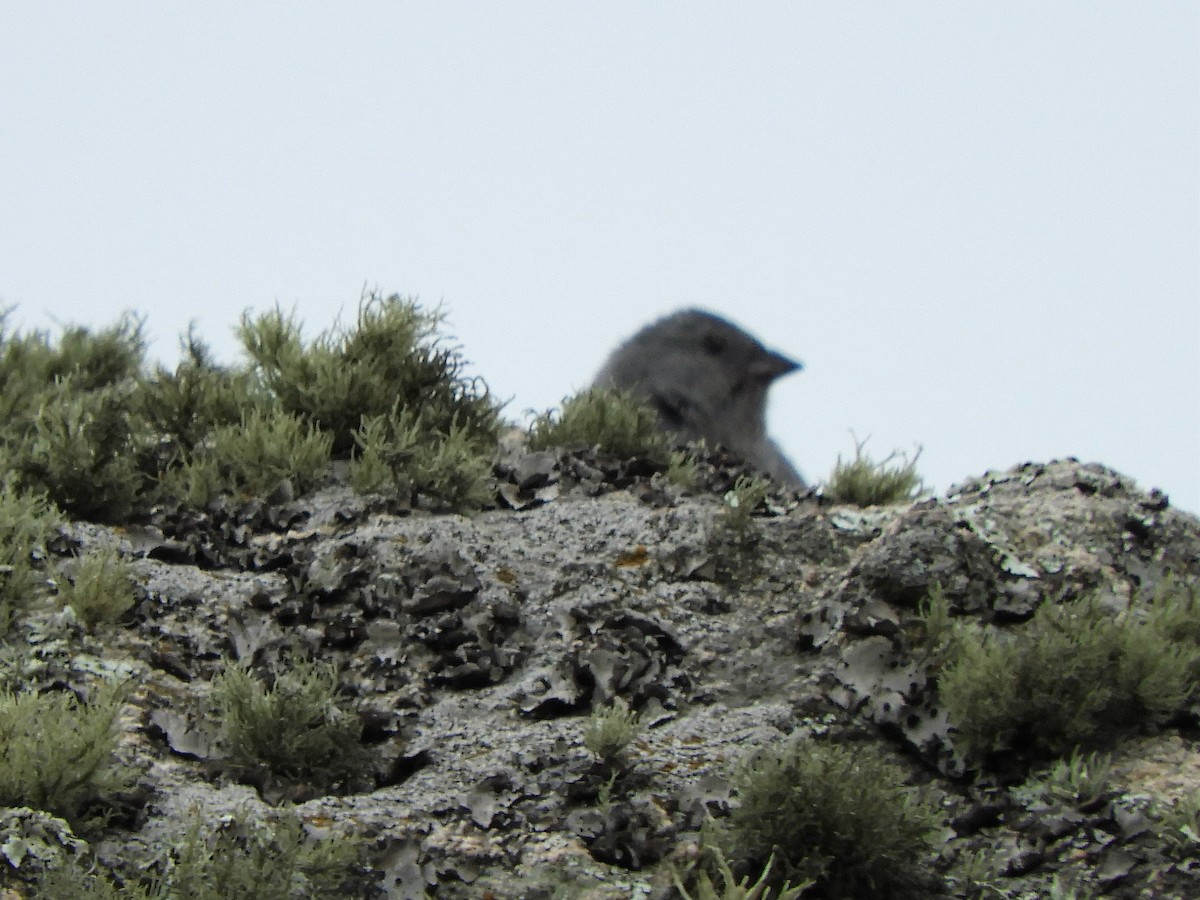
[[592, 309, 805, 486]]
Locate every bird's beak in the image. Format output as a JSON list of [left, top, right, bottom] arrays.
[[753, 351, 803, 382]]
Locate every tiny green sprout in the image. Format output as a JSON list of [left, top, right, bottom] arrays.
[[721, 474, 770, 532], [1154, 789, 1200, 858], [674, 847, 811, 900], [667, 449, 700, 489], [583, 696, 643, 761], [1044, 749, 1112, 805], [824, 435, 924, 507], [915, 582, 954, 658]]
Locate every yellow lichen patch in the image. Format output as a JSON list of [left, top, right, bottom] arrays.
[[615, 545, 650, 567]]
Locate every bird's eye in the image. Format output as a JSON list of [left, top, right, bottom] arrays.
[[701, 331, 726, 355]]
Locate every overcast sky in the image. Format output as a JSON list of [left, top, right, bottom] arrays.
[[2, 4, 1197, 513]]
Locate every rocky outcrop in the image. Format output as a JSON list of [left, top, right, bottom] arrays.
[[3, 457, 1199, 898]]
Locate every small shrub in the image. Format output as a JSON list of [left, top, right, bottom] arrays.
[[0, 475, 56, 633], [349, 404, 494, 511], [1153, 790, 1200, 859], [59, 548, 137, 630], [0, 310, 145, 430], [0, 680, 130, 823], [162, 809, 358, 900], [212, 659, 365, 785], [824, 436, 923, 506], [15, 379, 145, 523], [528, 388, 671, 464], [34, 808, 358, 900], [915, 582, 954, 658], [725, 738, 939, 897], [938, 593, 1200, 763], [582, 697, 643, 761], [166, 409, 333, 505], [238, 292, 499, 458], [37, 861, 161, 900], [139, 327, 268, 454]]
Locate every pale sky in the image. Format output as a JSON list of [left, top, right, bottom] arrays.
[[2, 4, 1197, 513]]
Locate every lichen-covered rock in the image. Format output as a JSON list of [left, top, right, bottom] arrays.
[[2, 457, 1198, 897]]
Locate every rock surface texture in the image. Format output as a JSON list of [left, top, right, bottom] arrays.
[[4, 455, 1200, 898]]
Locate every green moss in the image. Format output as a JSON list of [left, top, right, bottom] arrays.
[[823, 437, 923, 507], [724, 738, 939, 897], [212, 659, 365, 785], [0, 680, 131, 824], [528, 387, 671, 464]]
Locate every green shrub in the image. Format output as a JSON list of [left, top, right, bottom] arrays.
[[0, 309, 145, 430], [823, 437, 923, 506], [1012, 748, 1112, 809], [528, 388, 671, 464], [139, 327, 268, 455], [349, 404, 494, 511], [0, 475, 56, 633], [212, 659, 365, 785], [238, 292, 499, 458], [938, 592, 1199, 763], [60, 548, 138, 630], [0, 680, 130, 823], [724, 738, 939, 897], [33, 808, 357, 900], [162, 809, 358, 900], [165, 409, 333, 506], [14, 379, 145, 523], [582, 697, 643, 761]]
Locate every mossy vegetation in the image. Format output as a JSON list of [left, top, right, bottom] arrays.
[[721, 737, 939, 897], [824, 436, 923, 506], [0, 474, 57, 634], [528, 387, 671, 464], [349, 403, 494, 511], [582, 697, 643, 762], [0, 680, 130, 824], [720, 474, 771, 532], [33, 809, 358, 900], [936, 585, 1200, 764], [59, 548, 138, 630], [0, 294, 503, 519], [212, 659, 366, 786], [237, 293, 499, 459]]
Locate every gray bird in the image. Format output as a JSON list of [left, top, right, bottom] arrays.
[[593, 309, 805, 486]]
